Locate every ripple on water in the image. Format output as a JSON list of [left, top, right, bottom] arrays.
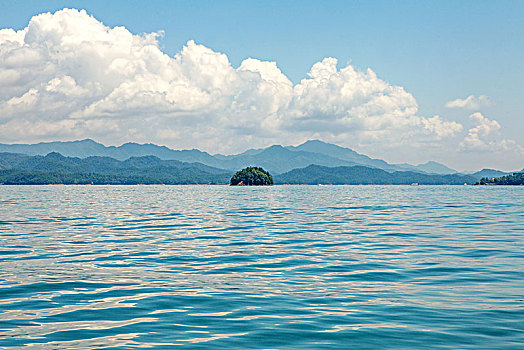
[[0, 185, 523, 348]]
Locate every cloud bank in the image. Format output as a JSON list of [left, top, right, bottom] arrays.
[[460, 113, 523, 154], [0, 8, 465, 153]]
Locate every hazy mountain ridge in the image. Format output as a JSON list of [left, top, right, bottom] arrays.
[[1, 152, 516, 185], [0, 152, 232, 184], [0, 139, 465, 175], [275, 165, 477, 185], [285, 140, 395, 171], [0, 152, 228, 174], [0, 140, 362, 173], [217, 145, 360, 174], [2, 139, 521, 176], [467, 169, 511, 181], [393, 161, 458, 175]]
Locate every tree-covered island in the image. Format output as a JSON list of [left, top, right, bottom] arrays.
[[475, 172, 524, 185], [230, 167, 273, 186]]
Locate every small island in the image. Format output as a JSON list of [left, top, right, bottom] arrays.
[[230, 167, 273, 186]]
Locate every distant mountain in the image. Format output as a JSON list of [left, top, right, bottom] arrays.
[[0, 139, 485, 175], [417, 161, 457, 174], [394, 161, 457, 175], [0, 139, 223, 167], [469, 169, 510, 181], [0, 139, 110, 158], [217, 145, 360, 174], [0, 152, 232, 185], [285, 140, 396, 171], [275, 164, 476, 185], [285, 140, 459, 174], [0, 139, 362, 173], [0, 152, 479, 186], [0, 152, 227, 174]]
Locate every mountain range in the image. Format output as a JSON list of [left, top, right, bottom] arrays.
[[0, 139, 521, 181], [0, 139, 460, 174], [276, 165, 476, 185], [0, 152, 232, 185], [0, 152, 477, 185]]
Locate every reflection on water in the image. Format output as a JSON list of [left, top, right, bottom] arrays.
[[0, 185, 523, 348]]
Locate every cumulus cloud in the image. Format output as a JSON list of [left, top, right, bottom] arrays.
[[0, 8, 463, 152], [445, 95, 493, 110], [460, 112, 524, 154]]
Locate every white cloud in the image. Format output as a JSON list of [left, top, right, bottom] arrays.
[[445, 95, 492, 110], [460, 112, 524, 154], [421, 115, 463, 139], [0, 8, 463, 153]]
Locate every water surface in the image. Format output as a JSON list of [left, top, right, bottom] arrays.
[[0, 185, 523, 348]]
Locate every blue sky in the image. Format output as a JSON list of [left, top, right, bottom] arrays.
[[0, 1, 522, 170]]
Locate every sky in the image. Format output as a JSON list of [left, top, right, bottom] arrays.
[[0, 0, 522, 171]]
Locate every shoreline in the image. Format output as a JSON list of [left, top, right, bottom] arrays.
[[2, 183, 511, 186]]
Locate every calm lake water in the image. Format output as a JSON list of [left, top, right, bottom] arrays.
[[0, 185, 523, 349]]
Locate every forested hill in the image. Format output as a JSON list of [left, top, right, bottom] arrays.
[[476, 172, 524, 185], [275, 165, 477, 185], [0, 152, 492, 185], [0, 152, 232, 185]]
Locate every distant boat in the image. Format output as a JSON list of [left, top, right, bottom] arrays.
[[410, 183, 419, 186]]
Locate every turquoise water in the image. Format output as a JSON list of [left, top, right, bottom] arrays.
[[0, 185, 523, 349]]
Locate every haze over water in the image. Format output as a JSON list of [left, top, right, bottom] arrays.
[[0, 185, 523, 348]]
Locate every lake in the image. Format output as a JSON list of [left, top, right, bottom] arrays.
[[0, 185, 523, 348]]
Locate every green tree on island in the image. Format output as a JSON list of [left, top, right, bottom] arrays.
[[476, 172, 524, 185], [230, 167, 273, 186]]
